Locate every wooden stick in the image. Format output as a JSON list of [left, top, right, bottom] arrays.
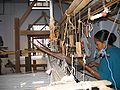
[[14, 18, 21, 73], [19, 0, 37, 26]]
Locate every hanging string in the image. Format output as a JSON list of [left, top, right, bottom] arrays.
[[74, 10, 79, 80], [105, 8, 120, 49], [103, 8, 120, 90], [83, 54, 86, 81], [71, 54, 75, 76]]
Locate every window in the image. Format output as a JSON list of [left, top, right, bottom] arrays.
[[29, 0, 50, 10], [30, 24, 49, 31]]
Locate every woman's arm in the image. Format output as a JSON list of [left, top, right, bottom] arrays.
[[88, 61, 99, 67]]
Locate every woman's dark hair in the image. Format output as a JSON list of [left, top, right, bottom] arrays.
[[94, 30, 117, 45]]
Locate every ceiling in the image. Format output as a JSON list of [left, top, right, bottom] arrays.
[[0, 0, 73, 4], [0, 0, 28, 3]]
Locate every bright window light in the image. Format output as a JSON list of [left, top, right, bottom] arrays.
[[31, 25, 49, 30], [29, 0, 50, 10]]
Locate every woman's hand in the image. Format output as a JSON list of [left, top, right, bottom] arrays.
[[88, 61, 99, 68]]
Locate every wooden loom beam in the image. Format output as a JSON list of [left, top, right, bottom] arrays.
[[32, 42, 100, 79], [60, 0, 91, 24], [20, 30, 50, 36]]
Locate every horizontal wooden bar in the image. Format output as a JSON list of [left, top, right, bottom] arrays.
[[20, 30, 50, 36], [20, 64, 47, 67], [0, 49, 42, 55], [0, 46, 8, 50]]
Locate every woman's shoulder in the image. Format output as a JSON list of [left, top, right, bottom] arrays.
[[108, 45, 120, 54], [110, 45, 120, 49]]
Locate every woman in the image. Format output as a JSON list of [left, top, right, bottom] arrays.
[[89, 30, 120, 89]]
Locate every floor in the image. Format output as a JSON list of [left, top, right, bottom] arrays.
[[0, 72, 50, 90]]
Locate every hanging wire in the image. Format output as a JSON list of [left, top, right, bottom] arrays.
[[103, 8, 120, 90], [102, 0, 106, 7], [74, 10, 78, 43], [74, 10, 79, 81], [105, 8, 120, 49]]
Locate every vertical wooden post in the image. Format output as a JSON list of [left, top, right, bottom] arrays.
[[14, 18, 20, 73], [27, 36, 32, 71], [0, 59, 2, 75], [25, 57, 31, 72], [33, 60, 36, 72]]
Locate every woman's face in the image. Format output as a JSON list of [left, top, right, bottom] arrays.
[[94, 38, 106, 51]]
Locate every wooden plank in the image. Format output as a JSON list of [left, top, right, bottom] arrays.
[[0, 46, 8, 50], [20, 30, 50, 36], [14, 18, 21, 73], [19, 0, 37, 26]]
